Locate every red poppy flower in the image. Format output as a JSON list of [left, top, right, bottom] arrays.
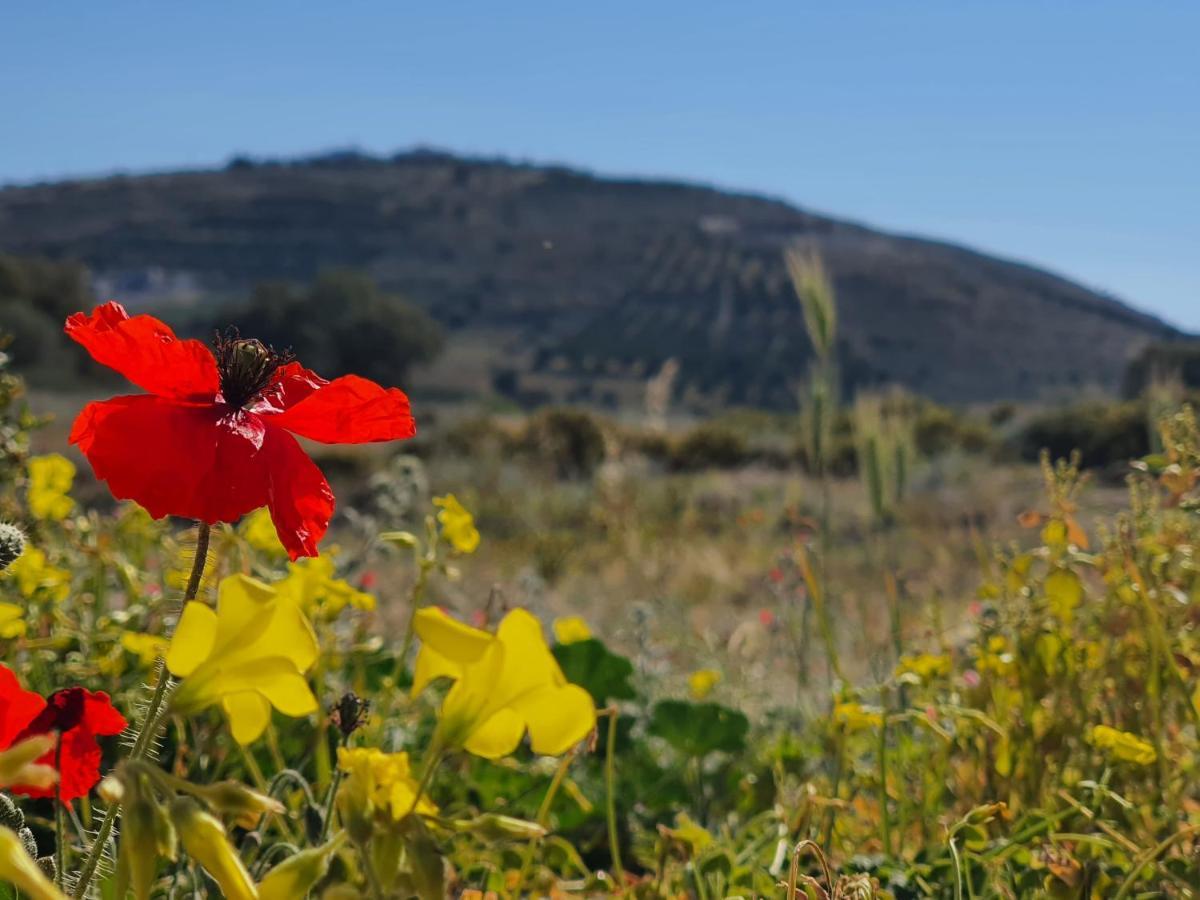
[[66, 302, 416, 559], [0, 665, 127, 803]]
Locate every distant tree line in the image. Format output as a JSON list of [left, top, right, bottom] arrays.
[[0, 256, 444, 390]]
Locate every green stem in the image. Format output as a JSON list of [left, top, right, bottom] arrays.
[[320, 732, 351, 841], [603, 708, 625, 886], [513, 751, 577, 896], [393, 558, 432, 681], [878, 694, 892, 858], [72, 521, 211, 900], [405, 738, 444, 818], [54, 736, 65, 889]]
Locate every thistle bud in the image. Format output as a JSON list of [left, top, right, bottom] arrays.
[[0, 524, 25, 571], [169, 798, 256, 900], [193, 780, 286, 830], [0, 826, 65, 900], [256, 832, 346, 900]]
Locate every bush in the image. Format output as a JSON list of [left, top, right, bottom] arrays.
[[671, 423, 750, 471], [521, 407, 607, 478], [1016, 400, 1149, 469], [227, 270, 444, 386]]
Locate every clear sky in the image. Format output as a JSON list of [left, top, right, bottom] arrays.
[[3, 2, 1197, 329]]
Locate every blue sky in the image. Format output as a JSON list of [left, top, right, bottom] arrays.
[[4, 2, 1197, 329]]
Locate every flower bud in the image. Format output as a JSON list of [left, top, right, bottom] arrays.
[[169, 798, 256, 900], [193, 780, 286, 830], [453, 814, 547, 841], [0, 523, 26, 571], [117, 779, 175, 900], [0, 734, 58, 791], [257, 832, 346, 900], [0, 826, 65, 900]]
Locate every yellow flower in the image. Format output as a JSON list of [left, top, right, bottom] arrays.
[[552, 615, 592, 645], [833, 702, 883, 732], [688, 668, 721, 700], [434, 494, 480, 554], [413, 607, 595, 759], [896, 653, 952, 682], [6, 547, 70, 602], [27, 454, 75, 521], [0, 825, 65, 900], [1089, 725, 1156, 766], [274, 554, 375, 619], [166, 574, 319, 744], [121, 631, 168, 667], [0, 603, 25, 639], [240, 507, 286, 556], [337, 747, 437, 820]]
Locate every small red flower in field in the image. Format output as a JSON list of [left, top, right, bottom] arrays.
[[0, 665, 127, 803], [66, 303, 416, 559]]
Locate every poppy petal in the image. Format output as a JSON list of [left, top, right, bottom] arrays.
[[268, 375, 416, 444], [65, 302, 220, 401], [251, 362, 327, 414], [263, 427, 335, 560], [0, 665, 46, 748], [82, 692, 128, 737], [70, 396, 270, 525]]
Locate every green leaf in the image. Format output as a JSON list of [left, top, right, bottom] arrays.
[[649, 700, 749, 757], [552, 639, 636, 705]]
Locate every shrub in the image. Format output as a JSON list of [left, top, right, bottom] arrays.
[[670, 422, 750, 471], [1015, 400, 1149, 469], [521, 407, 607, 478]]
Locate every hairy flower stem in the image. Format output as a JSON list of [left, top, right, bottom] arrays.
[[72, 521, 211, 900]]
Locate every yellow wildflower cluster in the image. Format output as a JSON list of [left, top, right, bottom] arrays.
[[434, 494, 480, 554], [6, 547, 70, 602], [337, 747, 437, 821], [834, 701, 884, 732], [274, 554, 375, 619], [896, 652, 952, 682], [1089, 725, 1156, 766], [27, 453, 75, 521]]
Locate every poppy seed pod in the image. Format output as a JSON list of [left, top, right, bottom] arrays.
[[0, 523, 26, 571]]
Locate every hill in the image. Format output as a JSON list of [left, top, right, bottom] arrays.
[[0, 149, 1182, 407]]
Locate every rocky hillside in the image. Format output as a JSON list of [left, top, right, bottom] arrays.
[[0, 150, 1181, 406]]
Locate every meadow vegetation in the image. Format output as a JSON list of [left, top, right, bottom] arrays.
[[0, 265, 1198, 898]]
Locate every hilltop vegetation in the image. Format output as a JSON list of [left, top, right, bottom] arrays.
[[0, 150, 1183, 407]]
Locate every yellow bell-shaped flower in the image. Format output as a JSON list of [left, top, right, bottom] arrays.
[[166, 574, 319, 744], [413, 607, 595, 759]]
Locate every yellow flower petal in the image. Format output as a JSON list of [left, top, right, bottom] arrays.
[[512, 684, 597, 756], [222, 693, 274, 745], [166, 603, 218, 678], [552, 615, 591, 645]]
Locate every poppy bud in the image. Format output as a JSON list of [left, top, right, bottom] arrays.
[[0, 794, 38, 859], [192, 780, 286, 830], [169, 797, 256, 900], [0, 523, 25, 571], [256, 832, 346, 900], [0, 826, 65, 900]]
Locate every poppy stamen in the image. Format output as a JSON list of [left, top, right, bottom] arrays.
[[212, 328, 294, 409]]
